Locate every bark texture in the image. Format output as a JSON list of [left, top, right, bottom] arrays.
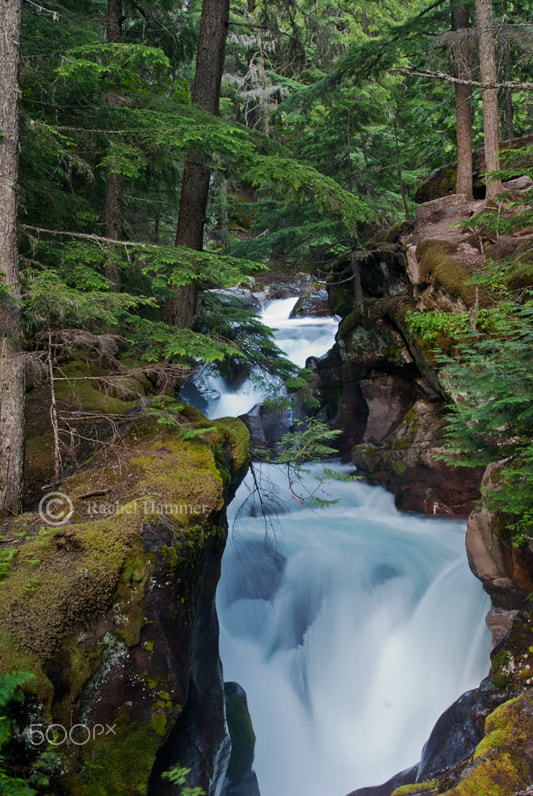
[[0, 0, 24, 515], [164, 0, 230, 328], [475, 0, 503, 201], [451, 1, 474, 200], [105, 0, 124, 290]]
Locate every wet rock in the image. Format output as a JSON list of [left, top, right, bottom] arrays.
[[289, 281, 330, 317], [466, 462, 533, 606], [266, 282, 299, 299], [486, 607, 519, 647], [209, 286, 261, 310], [416, 686, 489, 780], [222, 683, 260, 796], [346, 765, 419, 796], [352, 399, 483, 516], [239, 402, 305, 458]]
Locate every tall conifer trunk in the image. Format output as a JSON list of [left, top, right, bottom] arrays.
[[105, 0, 123, 289], [0, 0, 24, 515], [451, 0, 474, 200], [475, 0, 503, 201], [164, 0, 230, 328]]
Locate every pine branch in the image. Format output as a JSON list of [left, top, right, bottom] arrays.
[[20, 224, 163, 250], [399, 65, 533, 90]]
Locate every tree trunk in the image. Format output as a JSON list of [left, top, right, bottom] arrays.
[[475, 0, 503, 201], [499, 38, 513, 140], [164, 0, 230, 328], [0, 0, 24, 515], [451, 0, 474, 200], [105, 0, 123, 290], [393, 111, 410, 220]]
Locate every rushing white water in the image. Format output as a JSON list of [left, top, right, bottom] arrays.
[[181, 297, 338, 420], [218, 467, 491, 795], [260, 298, 339, 369], [214, 298, 491, 795]]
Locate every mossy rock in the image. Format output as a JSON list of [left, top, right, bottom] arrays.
[[54, 360, 142, 415], [416, 240, 479, 307], [0, 413, 245, 702], [59, 708, 161, 796], [439, 693, 533, 796], [392, 782, 438, 796], [414, 163, 458, 204], [490, 612, 533, 690], [506, 254, 533, 291], [213, 416, 251, 474]]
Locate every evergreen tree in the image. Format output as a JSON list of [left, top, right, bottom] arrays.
[[165, 0, 231, 329], [0, 0, 24, 517]]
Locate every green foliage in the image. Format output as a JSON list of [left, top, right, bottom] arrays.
[[161, 764, 205, 796], [147, 397, 217, 437], [277, 419, 342, 466], [438, 300, 533, 544], [0, 548, 18, 579], [406, 309, 470, 342], [0, 673, 36, 796], [245, 156, 373, 235], [277, 419, 358, 509], [457, 146, 533, 239]]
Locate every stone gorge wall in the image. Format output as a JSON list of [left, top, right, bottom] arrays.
[[330, 202, 533, 796], [0, 394, 250, 796], [314, 231, 483, 517]]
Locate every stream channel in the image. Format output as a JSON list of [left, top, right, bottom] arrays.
[[187, 297, 491, 796]]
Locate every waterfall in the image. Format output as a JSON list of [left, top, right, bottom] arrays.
[[210, 298, 491, 795], [180, 297, 338, 419]]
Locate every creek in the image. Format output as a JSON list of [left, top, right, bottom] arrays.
[[193, 298, 491, 796]]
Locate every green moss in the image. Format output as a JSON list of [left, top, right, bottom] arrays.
[[49, 637, 105, 725], [114, 551, 152, 647], [506, 257, 533, 291], [491, 649, 515, 689], [150, 712, 167, 737], [391, 407, 419, 450], [213, 417, 250, 473], [61, 709, 161, 796], [473, 728, 505, 759], [54, 361, 140, 415], [416, 240, 479, 307], [391, 461, 408, 477], [444, 694, 533, 796], [383, 222, 405, 243], [392, 782, 438, 796]]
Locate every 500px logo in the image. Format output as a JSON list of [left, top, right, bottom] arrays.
[[38, 491, 74, 526], [29, 723, 116, 746]]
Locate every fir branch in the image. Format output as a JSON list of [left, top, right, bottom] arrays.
[[398, 65, 533, 90]]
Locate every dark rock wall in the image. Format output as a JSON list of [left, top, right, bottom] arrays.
[[316, 242, 481, 516]]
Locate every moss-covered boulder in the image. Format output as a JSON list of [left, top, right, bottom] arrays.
[[439, 692, 533, 795], [0, 409, 250, 795]]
